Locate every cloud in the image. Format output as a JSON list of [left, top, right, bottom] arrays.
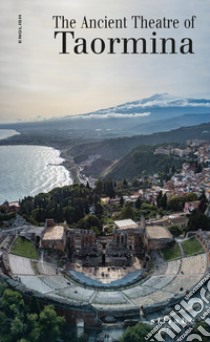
[[75, 93, 210, 119], [107, 93, 210, 110], [71, 112, 151, 119]]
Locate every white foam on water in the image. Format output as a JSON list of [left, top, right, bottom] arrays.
[[0, 145, 73, 203]]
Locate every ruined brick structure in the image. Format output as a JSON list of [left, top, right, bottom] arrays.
[[67, 218, 148, 267], [40, 219, 67, 253], [40, 218, 173, 267]]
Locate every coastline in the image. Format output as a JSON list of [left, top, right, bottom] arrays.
[[61, 149, 96, 187], [0, 128, 94, 189], [0, 129, 20, 141], [60, 149, 80, 183], [0, 128, 78, 182], [0, 144, 74, 204]]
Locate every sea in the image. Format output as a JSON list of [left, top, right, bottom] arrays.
[[0, 129, 73, 204]]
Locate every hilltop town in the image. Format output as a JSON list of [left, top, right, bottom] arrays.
[[0, 138, 210, 341]]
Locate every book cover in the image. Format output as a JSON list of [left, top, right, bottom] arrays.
[[0, 1, 210, 341]]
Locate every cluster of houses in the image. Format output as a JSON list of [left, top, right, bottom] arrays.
[[101, 141, 210, 215], [154, 139, 210, 161], [154, 142, 210, 199]]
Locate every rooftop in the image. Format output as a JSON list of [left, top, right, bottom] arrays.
[[42, 225, 65, 241], [146, 225, 172, 240], [114, 219, 138, 230]]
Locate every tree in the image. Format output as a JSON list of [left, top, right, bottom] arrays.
[[25, 313, 41, 342], [168, 196, 185, 212], [20, 196, 34, 216], [0, 286, 83, 342], [31, 208, 46, 223], [135, 197, 142, 210], [38, 305, 65, 342], [160, 193, 168, 210], [156, 191, 168, 209], [187, 209, 210, 231], [95, 202, 104, 217], [198, 190, 208, 213], [104, 180, 115, 198], [168, 224, 182, 237], [156, 191, 163, 208], [120, 323, 152, 342], [1, 288, 25, 318], [10, 317, 25, 341], [120, 196, 124, 207], [29, 296, 41, 315], [79, 214, 102, 233], [123, 178, 128, 188], [121, 203, 136, 220], [185, 192, 197, 202], [95, 180, 104, 195]]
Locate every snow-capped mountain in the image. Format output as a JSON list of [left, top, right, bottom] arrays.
[[68, 93, 210, 120], [58, 93, 210, 137], [3, 94, 209, 139]]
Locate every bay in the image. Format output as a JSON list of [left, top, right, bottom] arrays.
[[0, 131, 73, 203], [0, 129, 20, 140]]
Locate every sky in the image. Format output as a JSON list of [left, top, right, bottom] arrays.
[[0, 0, 210, 123]]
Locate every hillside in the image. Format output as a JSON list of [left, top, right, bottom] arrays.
[[1, 111, 210, 181], [69, 123, 210, 179], [69, 122, 210, 161], [102, 145, 184, 180]]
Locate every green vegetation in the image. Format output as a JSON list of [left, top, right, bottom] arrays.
[[120, 320, 210, 342], [167, 192, 197, 212], [95, 179, 115, 197], [19, 181, 164, 227], [11, 237, 38, 260], [162, 242, 181, 261], [79, 214, 102, 236], [0, 212, 16, 222], [120, 203, 137, 220], [120, 322, 152, 342], [182, 237, 204, 256], [0, 283, 86, 342], [168, 224, 183, 237], [192, 322, 210, 341], [67, 122, 210, 178], [187, 209, 210, 231], [20, 181, 204, 229], [114, 199, 161, 221], [20, 183, 100, 226], [107, 145, 183, 180]]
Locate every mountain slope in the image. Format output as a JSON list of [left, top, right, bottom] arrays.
[[1, 93, 210, 139], [69, 122, 210, 179]]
